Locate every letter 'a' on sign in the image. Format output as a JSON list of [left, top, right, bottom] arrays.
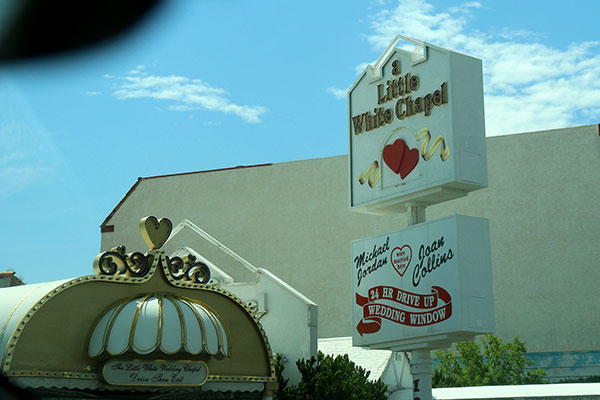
[[351, 215, 494, 350], [348, 35, 488, 215]]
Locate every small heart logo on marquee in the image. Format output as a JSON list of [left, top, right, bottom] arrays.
[[140, 216, 172, 250], [382, 139, 419, 179], [390, 245, 412, 277]]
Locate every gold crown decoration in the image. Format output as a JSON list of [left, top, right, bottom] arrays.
[[93, 216, 211, 284]]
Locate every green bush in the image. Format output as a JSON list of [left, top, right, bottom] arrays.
[[274, 351, 387, 400], [433, 334, 546, 387]]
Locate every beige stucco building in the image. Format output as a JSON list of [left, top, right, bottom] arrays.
[[100, 124, 600, 380]]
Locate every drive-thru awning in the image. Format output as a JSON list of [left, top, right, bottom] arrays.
[[0, 217, 277, 399]]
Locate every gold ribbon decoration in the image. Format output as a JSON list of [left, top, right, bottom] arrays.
[[416, 128, 450, 161], [358, 161, 381, 188]]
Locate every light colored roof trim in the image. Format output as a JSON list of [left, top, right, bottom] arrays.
[[257, 268, 317, 307], [0, 280, 71, 364], [318, 336, 391, 381], [167, 219, 259, 275], [432, 383, 600, 399], [171, 246, 234, 284]]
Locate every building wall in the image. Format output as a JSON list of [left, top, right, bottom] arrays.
[[101, 124, 600, 355], [0, 272, 24, 288]]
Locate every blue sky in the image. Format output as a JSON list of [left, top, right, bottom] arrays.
[[1, 0, 599, 284]]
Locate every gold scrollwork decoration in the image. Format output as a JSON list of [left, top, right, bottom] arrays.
[[93, 217, 210, 283], [93, 246, 150, 277], [167, 256, 186, 280], [188, 262, 211, 285], [167, 254, 211, 284], [127, 251, 150, 277]]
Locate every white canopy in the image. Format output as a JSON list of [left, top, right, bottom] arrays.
[[88, 293, 229, 359]]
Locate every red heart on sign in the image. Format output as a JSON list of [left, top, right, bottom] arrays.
[[391, 245, 412, 277], [399, 145, 419, 179], [382, 139, 406, 174]]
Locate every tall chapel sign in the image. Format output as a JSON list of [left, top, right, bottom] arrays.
[[348, 36, 494, 400]]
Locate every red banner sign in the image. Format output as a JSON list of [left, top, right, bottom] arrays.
[[355, 286, 452, 336]]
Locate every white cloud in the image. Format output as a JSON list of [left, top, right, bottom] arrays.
[[326, 87, 348, 100], [448, 1, 481, 14], [167, 104, 195, 112], [364, 0, 600, 135], [0, 120, 55, 198], [0, 165, 49, 197], [129, 65, 145, 75], [355, 62, 371, 75], [326, 64, 372, 100], [109, 70, 268, 124], [85, 91, 101, 96]]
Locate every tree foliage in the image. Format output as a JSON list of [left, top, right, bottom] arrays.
[[274, 351, 387, 400], [432, 334, 546, 387]]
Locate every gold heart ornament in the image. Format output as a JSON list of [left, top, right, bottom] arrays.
[[140, 216, 172, 250]]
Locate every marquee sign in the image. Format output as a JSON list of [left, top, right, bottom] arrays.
[[103, 360, 208, 386], [351, 215, 493, 350], [348, 36, 487, 215]]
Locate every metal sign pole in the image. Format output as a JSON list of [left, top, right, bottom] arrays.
[[411, 348, 433, 400], [407, 203, 426, 226], [407, 204, 433, 400]]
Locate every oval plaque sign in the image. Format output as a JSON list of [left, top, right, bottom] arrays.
[[103, 360, 208, 386]]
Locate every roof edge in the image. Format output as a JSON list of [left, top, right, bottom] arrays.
[[140, 163, 273, 181], [100, 163, 273, 228], [100, 178, 142, 228]]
